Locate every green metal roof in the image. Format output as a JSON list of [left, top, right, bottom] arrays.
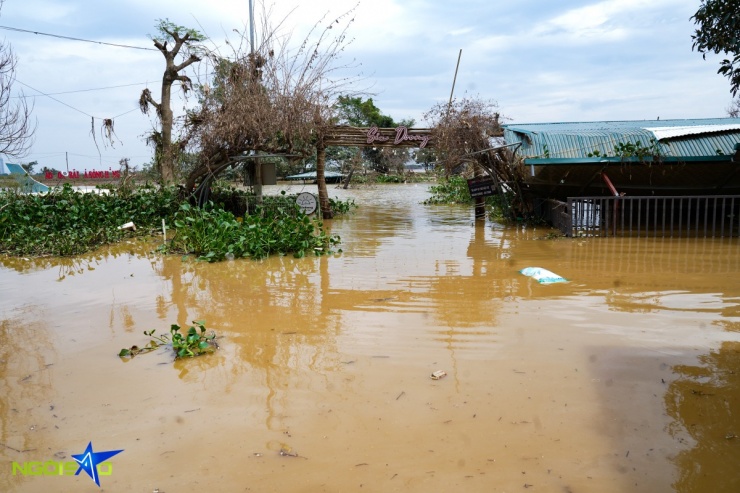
[[503, 118, 740, 163]]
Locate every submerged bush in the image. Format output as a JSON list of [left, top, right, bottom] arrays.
[[0, 184, 346, 261], [423, 174, 512, 221], [209, 184, 357, 218], [423, 175, 472, 205], [0, 184, 181, 256], [328, 197, 357, 215], [164, 201, 340, 262]]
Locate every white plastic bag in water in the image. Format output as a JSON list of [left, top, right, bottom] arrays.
[[520, 267, 567, 284]]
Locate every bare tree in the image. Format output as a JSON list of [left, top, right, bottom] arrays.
[[424, 97, 503, 176], [424, 97, 526, 219], [0, 0, 35, 158], [140, 19, 204, 184], [184, 3, 362, 217]]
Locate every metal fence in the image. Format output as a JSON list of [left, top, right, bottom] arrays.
[[538, 195, 740, 238]]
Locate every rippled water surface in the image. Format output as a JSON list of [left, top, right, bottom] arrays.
[[1, 183, 739, 492]]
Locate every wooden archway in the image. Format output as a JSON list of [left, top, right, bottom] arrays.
[[316, 125, 433, 218]]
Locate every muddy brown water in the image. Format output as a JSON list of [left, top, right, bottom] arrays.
[[1, 183, 739, 492]]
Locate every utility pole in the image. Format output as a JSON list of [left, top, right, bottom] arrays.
[[248, 0, 263, 203], [249, 0, 255, 53]]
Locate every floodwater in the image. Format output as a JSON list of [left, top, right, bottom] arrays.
[[1, 183, 739, 492]]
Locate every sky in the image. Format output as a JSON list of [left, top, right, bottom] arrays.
[[0, 0, 734, 172]]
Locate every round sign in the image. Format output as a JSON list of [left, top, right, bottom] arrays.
[[295, 192, 318, 215]]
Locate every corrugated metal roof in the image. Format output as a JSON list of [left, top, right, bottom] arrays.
[[641, 124, 740, 140], [503, 118, 740, 160]]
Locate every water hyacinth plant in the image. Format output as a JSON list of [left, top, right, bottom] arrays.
[[0, 184, 180, 256], [119, 320, 218, 359], [0, 184, 352, 261], [163, 201, 341, 262]]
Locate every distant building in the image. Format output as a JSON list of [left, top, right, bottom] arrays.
[[503, 118, 740, 198], [502, 118, 740, 238], [404, 163, 429, 173]]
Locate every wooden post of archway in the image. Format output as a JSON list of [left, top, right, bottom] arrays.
[[473, 164, 486, 220], [316, 143, 333, 219]]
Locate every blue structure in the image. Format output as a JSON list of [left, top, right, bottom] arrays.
[[503, 118, 740, 198], [5, 162, 50, 193], [285, 171, 345, 184]]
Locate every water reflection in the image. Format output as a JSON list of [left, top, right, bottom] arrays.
[[0, 311, 56, 492], [665, 341, 740, 493], [0, 239, 156, 281], [1, 184, 739, 492], [150, 251, 343, 432]]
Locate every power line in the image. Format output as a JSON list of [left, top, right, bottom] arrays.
[[112, 107, 140, 119], [16, 79, 143, 122], [11, 81, 152, 98], [0, 25, 158, 51], [16, 79, 93, 118]]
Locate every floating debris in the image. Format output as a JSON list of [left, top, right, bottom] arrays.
[[520, 267, 567, 284], [118, 221, 136, 231], [279, 446, 299, 457], [431, 370, 447, 380]]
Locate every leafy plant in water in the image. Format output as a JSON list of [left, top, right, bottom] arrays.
[[423, 175, 472, 205], [170, 320, 217, 358], [119, 320, 217, 359], [374, 174, 405, 184], [424, 174, 514, 222], [328, 196, 357, 215], [0, 183, 182, 257], [165, 201, 341, 262]]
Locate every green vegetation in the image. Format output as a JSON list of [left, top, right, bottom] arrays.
[[691, 0, 740, 96], [333, 96, 415, 174], [586, 139, 663, 162], [423, 174, 511, 221], [119, 320, 217, 359], [0, 184, 352, 261], [329, 197, 357, 215], [163, 201, 341, 262], [423, 175, 472, 205], [0, 184, 180, 256], [374, 174, 406, 184]]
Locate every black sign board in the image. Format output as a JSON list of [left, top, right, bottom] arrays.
[[466, 177, 496, 198]]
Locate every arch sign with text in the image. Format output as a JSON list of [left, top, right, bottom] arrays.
[[44, 169, 122, 180], [324, 126, 433, 149], [366, 126, 431, 148]]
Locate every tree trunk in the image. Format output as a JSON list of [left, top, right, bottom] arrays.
[[149, 31, 200, 186], [342, 168, 354, 189], [159, 72, 175, 184], [316, 145, 333, 219]]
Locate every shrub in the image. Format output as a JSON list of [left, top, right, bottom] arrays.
[[0, 184, 181, 256], [165, 201, 340, 262], [423, 175, 472, 205]]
